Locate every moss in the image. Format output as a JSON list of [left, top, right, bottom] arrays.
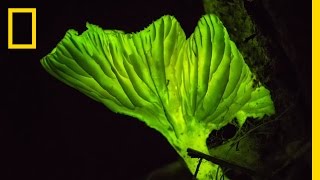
[[203, 0, 273, 85]]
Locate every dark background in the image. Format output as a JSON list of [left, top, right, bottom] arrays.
[[0, 0, 311, 180], [0, 1, 204, 180]]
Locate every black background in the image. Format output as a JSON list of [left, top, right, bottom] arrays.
[[12, 13, 32, 44], [0, 0, 311, 180], [0, 1, 204, 180]]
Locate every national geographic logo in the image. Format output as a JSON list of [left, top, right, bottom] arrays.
[[8, 8, 36, 49]]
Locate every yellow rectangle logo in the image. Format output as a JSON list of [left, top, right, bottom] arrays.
[[8, 8, 36, 49]]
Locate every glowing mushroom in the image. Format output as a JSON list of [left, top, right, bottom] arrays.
[[41, 14, 275, 179]]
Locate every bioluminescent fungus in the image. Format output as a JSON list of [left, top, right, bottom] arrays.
[[41, 14, 275, 179]]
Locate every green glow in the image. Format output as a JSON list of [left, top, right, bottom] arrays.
[[41, 14, 275, 179]]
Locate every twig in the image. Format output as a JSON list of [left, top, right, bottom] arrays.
[[187, 148, 257, 176], [193, 158, 203, 179]]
